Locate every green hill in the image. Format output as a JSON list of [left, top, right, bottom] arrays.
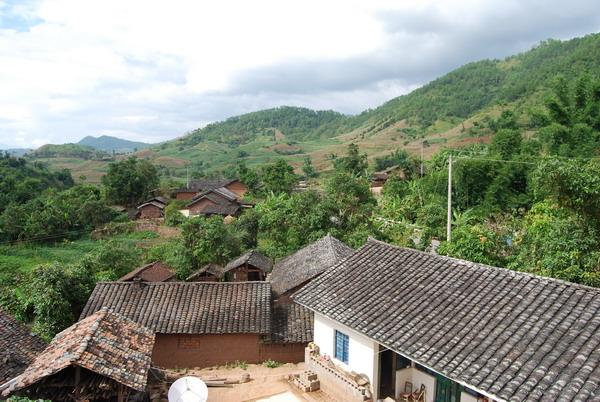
[[78, 135, 151, 153], [31, 143, 109, 160], [34, 32, 600, 181]]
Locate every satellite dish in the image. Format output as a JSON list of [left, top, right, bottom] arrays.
[[168, 376, 208, 402]]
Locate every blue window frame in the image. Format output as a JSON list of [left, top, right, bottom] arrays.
[[334, 330, 349, 364]]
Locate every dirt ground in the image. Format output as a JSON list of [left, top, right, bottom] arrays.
[[167, 363, 335, 402]]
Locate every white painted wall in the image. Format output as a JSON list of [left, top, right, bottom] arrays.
[[461, 392, 479, 402], [395, 367, 436, 402], [313, 313, 380, 397]]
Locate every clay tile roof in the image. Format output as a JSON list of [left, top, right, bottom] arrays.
[[270, 234, 353, 296], [80, 282, 272, 334], [118, 261, 176, 282], [186, 263, 224, 281], [0, 310, 46, 384], [224, 250, 273, 274], [295, 239, 600, 402], [5, 309, 154, 394], [269, 301, 313, 344]]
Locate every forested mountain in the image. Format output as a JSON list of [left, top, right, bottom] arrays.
[[78, 135, 151, 153], [29, 32, 600, 181]]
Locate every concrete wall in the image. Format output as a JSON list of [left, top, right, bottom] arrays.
[[313, 313, 379, 397], [395, 367, 435, 402], [461, 392, 479, 402]]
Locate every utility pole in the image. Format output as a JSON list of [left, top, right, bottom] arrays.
[[420, 141, 424, 177], [447, 155, 452, 242], [186, 166, 190, 189]]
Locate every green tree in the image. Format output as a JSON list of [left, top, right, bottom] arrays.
[[333, 143, 368, 176], [302, 156, 317, 178], [102, 157, 159, 206], [259, 159, 298, 194], [181, 216, 244, 272]]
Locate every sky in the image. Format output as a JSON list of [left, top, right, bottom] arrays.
[[1, 0, 600, 149]]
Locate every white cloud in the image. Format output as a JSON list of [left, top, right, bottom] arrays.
[[0, 0, 599, 147]]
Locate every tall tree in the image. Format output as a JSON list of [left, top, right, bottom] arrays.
[[102, 157, 159, 206]]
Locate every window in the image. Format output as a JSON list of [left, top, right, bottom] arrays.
[[334, 330, 349, 364]]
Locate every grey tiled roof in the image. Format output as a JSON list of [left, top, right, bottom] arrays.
[[0, 310, 46, 384], [4, 309, 154, 394], [175, 179, 235, 193], [186, 263, 224, 281], [270, 301, 313, 344], [224, 250, 273, 274], [270, 234, 353, 296], [294, 239, 600, 402], [80, 282, 271, 334]]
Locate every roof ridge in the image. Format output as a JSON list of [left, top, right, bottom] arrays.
[[96, 280, 270, 285], [72, 308, 108, 362], [365, 237, 600, 293]]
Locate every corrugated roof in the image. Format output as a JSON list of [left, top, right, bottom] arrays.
[[270, 234, 353, 296], [0, 310, 46, 384], [80, 282, 272, 334], [175, 179, 236, 193], [4, 309, 154, 395], [295, 239, 600, 402]]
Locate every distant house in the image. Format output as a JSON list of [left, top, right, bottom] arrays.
[[118, 261, 176, 282], [295, 239, 600, 402], [136, 196, 168, 219], [0, 309, 46, 385], [174, 179, 248, 200], [2, 308, 154, 401], [270, 234, 353, 300], [223, 250, 272, 281], [186, 263, 223, 282], [185, 186, 249, 218], [370, 165, 406, 189], [80, 282, 309, 367]]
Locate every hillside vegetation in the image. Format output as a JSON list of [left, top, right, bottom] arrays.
[[27, 33, 600, 181], [79, 135, 151, 153]]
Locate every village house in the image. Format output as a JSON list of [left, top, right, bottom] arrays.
[[294, 238, 600, 402], [118, 261, 176, 282], [270, 234, 353, 300], [370, 165, 406, 193], [183, 186, 250, 218], [1, 308, 154, 402], [173, 178, 248, 200], [222, 249, 272, 281], [80, 281, 310, 368], [186, 263, 224, 282], [0, 309, 46, 385], [136, 196, 168, 219]]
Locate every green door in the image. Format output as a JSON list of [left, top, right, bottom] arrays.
[[435, 375, 463, 402]]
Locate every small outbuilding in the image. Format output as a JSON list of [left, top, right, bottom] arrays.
[[118, 261, 176, 282], [223, 249, 272, 281], [2, 308, 155, 402], [186, 263, 224, 282], [136, 196, 168, 219], [0, 309, 46, 385]]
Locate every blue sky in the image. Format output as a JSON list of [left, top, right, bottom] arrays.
[[1, 0, 600, 149]]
